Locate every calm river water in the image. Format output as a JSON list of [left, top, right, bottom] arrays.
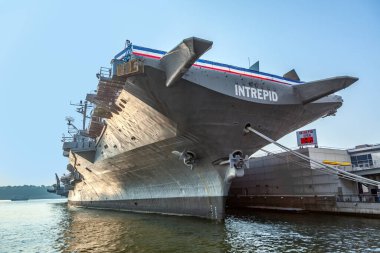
[[1, 199, 380, 253]]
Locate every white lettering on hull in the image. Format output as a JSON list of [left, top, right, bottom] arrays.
[[234, 84, 278, 102]]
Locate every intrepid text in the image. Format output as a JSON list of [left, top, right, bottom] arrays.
[[234, 85, 278, 102]]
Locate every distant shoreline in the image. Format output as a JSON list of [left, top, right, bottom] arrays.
[[0, 185, 66, 200], [0, 198, 67, 202]]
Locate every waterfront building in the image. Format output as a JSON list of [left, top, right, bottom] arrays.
[[228, 144, 380, 216]]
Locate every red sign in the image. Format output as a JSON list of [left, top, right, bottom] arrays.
[[296, 129, 318, 146], [300, 137, 314, 144]]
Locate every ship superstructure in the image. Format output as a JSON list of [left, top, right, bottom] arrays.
[[50, 37, 359, 220]]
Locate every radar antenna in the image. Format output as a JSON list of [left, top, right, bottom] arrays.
[[64, 116, 78, 137], [65, 116, 75, 126], [69, 100, 93, 130]]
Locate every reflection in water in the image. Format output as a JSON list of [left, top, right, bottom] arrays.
[[60, 206, 228, 253], [1, 200, 380, 252], [225, 209, 380, 253]]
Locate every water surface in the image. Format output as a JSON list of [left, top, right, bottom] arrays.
[[1, 199, 380, 252]]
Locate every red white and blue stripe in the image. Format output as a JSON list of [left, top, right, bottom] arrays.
[[131, 45, 303, 85]]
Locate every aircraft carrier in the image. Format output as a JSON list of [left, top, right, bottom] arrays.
[[49, 37, 359, 220]]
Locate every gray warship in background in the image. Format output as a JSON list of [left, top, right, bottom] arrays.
[[49, 37, 358, 220]]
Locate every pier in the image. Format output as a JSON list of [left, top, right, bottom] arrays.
[[228, 144, 380, 217]]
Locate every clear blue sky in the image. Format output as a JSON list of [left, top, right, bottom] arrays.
[[0, 0, 379, 186]]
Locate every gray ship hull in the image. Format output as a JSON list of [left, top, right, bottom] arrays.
[[67, 75, 341, 220], [68, 87, 232, 220], [68, 197, 225, 219], [60, 37, 354, 220]]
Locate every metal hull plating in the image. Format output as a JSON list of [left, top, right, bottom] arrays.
[[124, 65, 342, 157], [59, 37, 355, 220], [68, 87, 232, 220], [67, 73, 341, 220], [68, 197, 226, 219]]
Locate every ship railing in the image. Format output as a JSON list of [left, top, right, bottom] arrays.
[[255, 145, 348, 157], [336, 194, 380, 203], [114, 40, 133, 61], [96, 67, 112, 79], [62, 140, 96, 151], [62, 136, 74, 142]]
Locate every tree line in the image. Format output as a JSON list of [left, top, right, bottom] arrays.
[[0, 185, 64, 200]]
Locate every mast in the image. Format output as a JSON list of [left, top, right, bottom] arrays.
[[69, 100, 92, 131], [82, 100, 87, 131]]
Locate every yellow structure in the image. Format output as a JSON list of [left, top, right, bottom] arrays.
[[323, 160, 351, 166]]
